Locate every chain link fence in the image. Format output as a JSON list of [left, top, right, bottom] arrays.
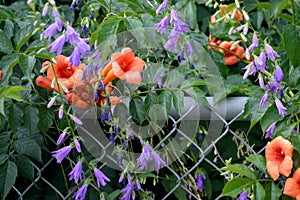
[[10, 97, 267, 200]]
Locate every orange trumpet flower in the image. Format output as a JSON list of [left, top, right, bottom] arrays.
[[35, 55, 84, 93], [283, 168, 300, 200], [265, 136, 294, 180], [208, 37, 246, 65], [102, 48, 145, 85]]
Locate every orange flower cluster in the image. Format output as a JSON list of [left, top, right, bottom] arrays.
[[265, 136, 300, 199], [208, 36, 246, 65], [210, 5, 243, 23], [208, 5, 247, 66], [36, 48, 145, 109]]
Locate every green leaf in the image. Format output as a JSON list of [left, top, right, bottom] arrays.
[[0, 29, 13, 54], [0, 98, 4, 116], [176, 0, 198, 30], [37, 107, 54, 134], [184, 87, 210, 108], [114, 102, 130, 128], [265, 182, 281, 200], [125, 17, 145, 46], [0, 161, 17, 200], [283, 24, 300, 68], [164, 70, 184, 88], [222, 164, 257, 180], [0, 54, 19, 81], [13, 138, 42, 162], [272, 119, 296, 138], [129, 97, 146, 125], [172, 90, 184, 116], [260, 104, 281, 133], [148, 104, 165, 125], [0, 5, 13, 19], [23, 106, 38, 134], [0, 155, 8, 166], [93, 16, 122, 61], [1, 86, 27, 101], [15, 22, 35, 52], [144, 93, 158, 113], [19, 54, 36, 83], [241, 91, 270, 130], [221, 178, 252, 198], [107, 189, 121, 200], [13, 154, 34, 181], [8, 105, 23, 133], [158, 90, 173, 119], [291, 134, 300, 153], [246, 154, 267, 174], [254, 181, 265, 200]]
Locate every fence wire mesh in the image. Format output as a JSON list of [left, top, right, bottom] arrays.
[[10, 97, 267, 200]]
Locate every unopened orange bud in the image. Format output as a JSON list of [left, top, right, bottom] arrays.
[[109, 96, 120, 105]]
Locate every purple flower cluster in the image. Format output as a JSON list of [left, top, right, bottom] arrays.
[[243, 39, 286, 117], [136, 143, 165, 171], [42, 7, 90, 66], [155, 1, 190, 52]]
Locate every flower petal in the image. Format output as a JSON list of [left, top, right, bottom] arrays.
[[123, 70, 142, 85]]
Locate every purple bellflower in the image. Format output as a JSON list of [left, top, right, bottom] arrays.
[[178, 47, 185, 63], [42, 3, 49, 16], [248, 33, 258, 52], [69, 161, 83, 183], [156, 74, 163, 88], [43, 23, 58, 40], [94, 168, 110, 188], [196, 174, 204, 192], [152, 151, 165, 171], [72, 115, 83, 125], [265, 44, 280, 61], [55, 17, 63, 32], [164, 28, 179, 51], [275, 99, 287, 117], [66, 26, 80, 45], [265, 121, 277, 138], [136, 144, 153, 171], [73, 184, 88, 200], [186, 42, 194, 56], [237, 191, 248, 200], [156, 16, 168, 34], [258, 73, 264, 88], [57, 131, 67, 145], [170, 10, 179, 25], [52, 145, 72, 164], [53, 7, 59, 17], [70, 38, 91, 66], [48, 34, 66, 55], [255, 52, 267, 73], [274, 65, 284, 83], [259, 93, 268, 108], [74, 139, 81, 152], [58, 106, 64, 119], [120, 179, 135, 200], [170, 10, 188, 33], [156, 0, 168, 15]]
